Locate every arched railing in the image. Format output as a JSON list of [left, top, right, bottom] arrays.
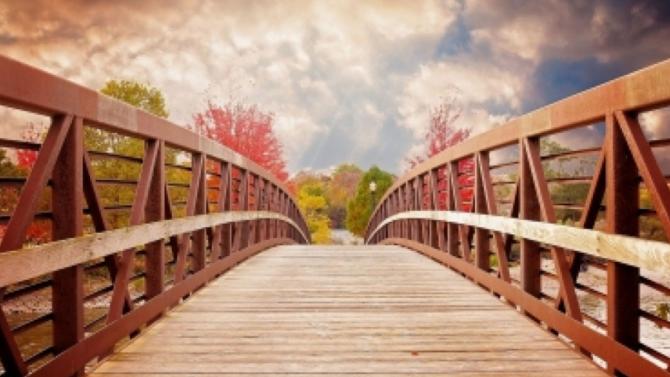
[[366, 59, 670, 376], [0, 56, 309, 376]]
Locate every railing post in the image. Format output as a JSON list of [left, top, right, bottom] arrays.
[[191, 153, 207, 272], [145, 140, 165, 299], [446, 163, 459, 256], [51, 115, 84, 377], [519, 138, 541, 298], [605, 113, 640, 375], [220, 162, 232, 257], [474, 152, 490, 271], [248, 175, 258, 245]]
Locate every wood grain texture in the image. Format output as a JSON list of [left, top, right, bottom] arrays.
[[368, 210, 670, 275], [0, 211, 306, 287], [90, 245, 604, 376]]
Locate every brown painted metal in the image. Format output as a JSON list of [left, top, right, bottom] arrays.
[[145, 141, 166, 300], [51, 116, 85, 377], [519, 138, 542, 299], [605, 112, 640, 375], [0, 57, 308, 376], [366, 60, 670, 376]]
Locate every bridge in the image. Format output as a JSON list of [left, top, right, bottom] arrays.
[[0, 55, 668, 377]]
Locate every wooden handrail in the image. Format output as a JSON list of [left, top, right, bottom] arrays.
[[0, 211, 307, 287], [368, 210, 670, 275], [365, 58, 670, 376]]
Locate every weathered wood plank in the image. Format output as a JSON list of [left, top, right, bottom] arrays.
[[0, 212, 306, 287], [91, 245, 603, 376], [368, 210, 670, 275]]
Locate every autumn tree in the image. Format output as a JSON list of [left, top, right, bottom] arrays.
[[326, 164, 363, 228], [406, 98, 469, 168], [346, 166, 394, 236], [406, 98, 472, 210], [191, 101, 289, 181], [297, 180, 331, 244]]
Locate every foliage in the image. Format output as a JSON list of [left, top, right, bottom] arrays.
[[289, 163, 365, 242], [345, 166, 394, 236], [101, 80, 169, 118], [92, 80, 181, 229], [297, 180, 331, 244], [326, 164, 363, 228], [405, 99, 472, 210], [191, 101, 289, 181], [406, 98, 469, 168], [0, 149, 50, 244]]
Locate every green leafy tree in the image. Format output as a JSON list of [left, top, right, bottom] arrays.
[[91, 80, 188, 228], [101, 80, 169, 118], [345, 166, 394, 236]]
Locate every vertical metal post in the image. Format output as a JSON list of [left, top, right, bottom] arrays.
[[51, 116, 84, 377], [220, 162, 232, 257], [605, 113, 640, 375], [145, 141, 165, 298], [520, 138, 541, 297], [474, 153, 490, 271], [191, 154, 207, 271]]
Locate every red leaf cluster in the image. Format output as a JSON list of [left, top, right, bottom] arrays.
[[192, 101, 289, 182], [408, 101, 474, 211]]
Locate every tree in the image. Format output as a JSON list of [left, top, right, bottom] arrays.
[[101, 80, 169, 118], [0, 149, 50, 244], [297, 180, 331, 244], [191, 101, 289, 181], [406, 98, 469, 168], [326, 164, 363, 228], [346, 166, 394, 236], [406, 99, 472, 210], [94, 80, 178, 228]]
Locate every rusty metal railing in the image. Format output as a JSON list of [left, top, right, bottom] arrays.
[[365, 59, 670, 377], [0, 56, 309, 376]]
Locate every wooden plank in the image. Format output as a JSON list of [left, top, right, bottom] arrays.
[[384, 239, 665, 377], [368, 210, 670, 275], [90, 245, 604, 376], [0, 211, 306, 287]]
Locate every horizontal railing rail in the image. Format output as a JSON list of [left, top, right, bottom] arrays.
[[368, 210, 670, 275], [0, 211, 307, 288], [0, 55, 309, 376], [365, 59, 670, 376]]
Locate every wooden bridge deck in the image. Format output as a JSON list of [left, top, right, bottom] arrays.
[[90, 245, 604, 376]]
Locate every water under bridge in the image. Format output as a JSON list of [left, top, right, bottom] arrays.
[[0, 56, 669, 377]]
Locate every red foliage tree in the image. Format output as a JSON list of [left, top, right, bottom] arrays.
[[191, 101, 289, 182], [16, 122, 43, 170], [406, 100, 473, 211], [15, 122, 51, 244]]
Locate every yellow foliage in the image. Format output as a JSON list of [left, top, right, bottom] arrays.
[[297, 180, 331, 244]]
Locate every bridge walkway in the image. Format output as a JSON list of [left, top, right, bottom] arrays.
[[90, 245, 604, 376]]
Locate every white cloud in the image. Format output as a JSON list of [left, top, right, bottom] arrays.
[[3, 0, 669, 176], [397, 60, 522, 140]]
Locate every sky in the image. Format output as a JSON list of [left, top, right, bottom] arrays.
[[2, 0, 670, 175]]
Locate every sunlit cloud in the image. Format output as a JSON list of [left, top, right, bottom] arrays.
[[1, 0, 669, 173]]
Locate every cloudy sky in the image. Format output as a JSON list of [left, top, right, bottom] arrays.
[[2, 0, 670, 174]]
